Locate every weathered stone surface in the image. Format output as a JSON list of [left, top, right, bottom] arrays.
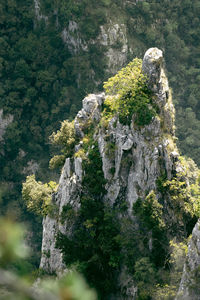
[[176, 219, 200, 300], [40, 214, 65, 275], [61, 21, 88, 54], [33, 0, 48, 23], [40, 157, 82, 273], [99, 23, 128, 74], [74, 93, 104, 138], [142, 47, 175, 135], [40, 48, 190, 299], [0, 109, 13, 142], [22, 160, 39, 175]]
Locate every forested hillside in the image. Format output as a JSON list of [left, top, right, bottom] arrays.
[[0, 0, 200, 268]]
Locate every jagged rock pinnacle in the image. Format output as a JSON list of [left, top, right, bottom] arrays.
[[142, 47, 163, 88], [40, 48, 191, 300]]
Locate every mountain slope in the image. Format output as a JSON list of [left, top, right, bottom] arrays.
[[37, 48, 200, 299]]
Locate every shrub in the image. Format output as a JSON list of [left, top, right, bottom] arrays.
[[103, 58, 157, 126], [74, 148, 87, 160], [56, 142, 121, 297], [49, 120, 76, 160], [49, 154, 66, 169], [22, 175, 58, 216], [133, 191, 168, 267]]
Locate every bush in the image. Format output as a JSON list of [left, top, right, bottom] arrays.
[[50, 120, 76, 156], [103, 58, 157, 126], [49, 120, 76, 169], [22, 175, 57, 216], [49, 154, 66, 169]]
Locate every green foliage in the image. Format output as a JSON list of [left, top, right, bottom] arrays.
[[134, 257, 156, 300], [155, 169, 200, 240], [190, 176, 200, 217], [82, 142, 107, 196], [49, 154, 66, 170], [56, 142, 121, 297], [60, 203, 77, 225], [153, 240, 188, 300], [105, 141, 117, 159], [103, 58, 156, 126], [109, 166, 115, 176], [104, 58, 143, 96], [169, 240, 187, 278], [38, 271, 97, 300], [163, 177, 194, 218], [0, 0, 108, 257], [74, 148, 87, 160], [0, 217, 97, 299], [0, 218, 28, 268], [156, 173, 168, 194], [50, 120, 76, 155], [1, 0, 200, 296], [133, 191, 167, 267], [49, 120, 76, 168], [133, 191, 165, 231], [22, 175, 57, 216], [131, 190, 192, 298], [157, 163, 200, 220]]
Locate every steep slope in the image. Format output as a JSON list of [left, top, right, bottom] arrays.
[[1, 0, 200, 271], [39, 48, 199, 299], [176, 219, 200, 300]]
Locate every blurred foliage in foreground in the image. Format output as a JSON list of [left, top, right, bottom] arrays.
[[0, 217, 97, 300]]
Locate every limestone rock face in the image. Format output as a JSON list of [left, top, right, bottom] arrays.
[[40, 157, 82, 274], [176, 219, 200, 300], [0, 109, 13, 155], [40, 48, 191, 299], [0, 109, 13, 143], [142, 47, 175, 135], [33, 0, 48, 23], [61, 21, 88, 54], [99, 23, 128, 74]]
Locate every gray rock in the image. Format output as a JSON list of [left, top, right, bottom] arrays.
[[98, 23, 128, 74], [22, 160, 39, 175], [40, 215, 65, 275], [0, 109, 13, 142], [40, 48, 191, 298], [176, 219, 200, 300], [61, 22, 88, 54], [74, 93, 104, 137], [33, 0, 48, 23]]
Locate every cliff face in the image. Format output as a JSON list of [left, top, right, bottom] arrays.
[[0, 110, 13, 144], [40, 48, 199, 299], [176, 219, 200, 300], [33, 0, 130, 76]]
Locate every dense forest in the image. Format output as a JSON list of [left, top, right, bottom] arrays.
[[0, 0, 200, 270]]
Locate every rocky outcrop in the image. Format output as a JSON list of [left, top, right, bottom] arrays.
[[61, 21, 88, 54], [40, 157, 82, 274], [40, 48, 195, 299], [0, 110, 13, 154], [98, 23, 128, 74], [61, 21, 129, 77], [0, 109, 13, 142], [176, 219, 200, 300], [33, 0, 48, 23]]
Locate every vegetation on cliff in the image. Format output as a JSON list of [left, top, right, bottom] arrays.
[[0, 1, 200, 267], [0, 217, 97, 299], [21, 55, 200, 298], [1, 0, 200, 295], [103, 58, 157, 126]]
